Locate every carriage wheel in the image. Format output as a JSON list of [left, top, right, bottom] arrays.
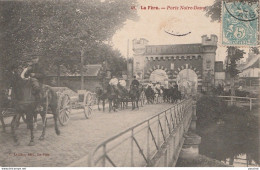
[[84, 105, 92, 119], [58, 94, 71, 126], [84, 93, 93, 119]]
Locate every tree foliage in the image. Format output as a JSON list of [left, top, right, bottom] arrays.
[[251, 47, 260, 54], [0, 0, 137, 79], [205, 0, 222, 22], [225, 47, 245, 78]]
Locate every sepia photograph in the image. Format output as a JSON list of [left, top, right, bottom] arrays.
[[0, 0, 259, 168]]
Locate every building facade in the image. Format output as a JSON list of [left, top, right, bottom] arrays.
[[237, 53, 260, 93], [45, 64, 102, 92], [132, 35, 218, 92]]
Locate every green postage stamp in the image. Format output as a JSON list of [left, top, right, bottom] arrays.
[[222, 1, 259, 46]]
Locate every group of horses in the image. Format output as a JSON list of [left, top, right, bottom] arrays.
[[95, 83, 142, 112], [95, 83, 182, 112]]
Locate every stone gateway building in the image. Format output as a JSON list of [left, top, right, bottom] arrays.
[[132, 34, 218, 93]]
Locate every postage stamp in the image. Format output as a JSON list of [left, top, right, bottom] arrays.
[[221, 1, 259, 46]]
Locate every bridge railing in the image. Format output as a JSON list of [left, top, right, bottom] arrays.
[[217, 96, 258, 111], [88, 99, 193, 167]]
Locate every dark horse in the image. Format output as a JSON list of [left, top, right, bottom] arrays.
[[117, 84, 130, 110], [106, 84, 118, 112], [10, 70, 60, 146], [95, 87, 107, 112], [129, 85, 140, 110], [145, 86, 155, 104]]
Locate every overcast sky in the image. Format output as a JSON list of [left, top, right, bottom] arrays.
[[112, 0, 250, 62]]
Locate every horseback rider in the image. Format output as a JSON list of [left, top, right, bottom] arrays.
[[130, 76, 139, 89], [23, 56, 45, 104]]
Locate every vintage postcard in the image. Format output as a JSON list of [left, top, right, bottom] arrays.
[[0, 0, 259, 168]]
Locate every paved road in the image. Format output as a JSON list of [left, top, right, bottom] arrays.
[[0, 103, 173, 167]]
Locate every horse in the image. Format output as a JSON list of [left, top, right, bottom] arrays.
[[153, 87, 163, 104], [106, 84, 118, 112], [138, 85, 146, 107], [117, 84, 129, 110], [161, 87, 171, 103], [10, 69, 60, 146], [145, 86, 155, 104], [129, 85, 140, 110], [172, 87, 182, 103], [95, 87, 107, 112]]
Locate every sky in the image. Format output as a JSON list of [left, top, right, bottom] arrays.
[[112, 0, 251, 62]]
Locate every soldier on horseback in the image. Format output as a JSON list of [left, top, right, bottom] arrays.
[[130, 76, 139, 88], [23, 56, 45, 109]]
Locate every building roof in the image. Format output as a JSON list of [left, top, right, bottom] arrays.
[[144, 43, 203, 55], [238, 54, 259, 71], [47, 64, 102, 77]]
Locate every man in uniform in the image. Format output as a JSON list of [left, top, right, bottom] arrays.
[[130, 76, 139, 88], [24, 56, 45, 102]]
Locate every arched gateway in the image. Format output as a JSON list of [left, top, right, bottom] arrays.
[[132, 35, 218, 93]]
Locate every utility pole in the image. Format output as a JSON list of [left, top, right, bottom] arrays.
[[126, 39, 131, 88], [80, 49, 84, 90]]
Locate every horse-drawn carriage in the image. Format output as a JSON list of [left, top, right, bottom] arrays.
[[0, 86, 72, 132], [0, 68, 75, 146]]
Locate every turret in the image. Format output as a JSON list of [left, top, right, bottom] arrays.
[[132, 38, 149, 55], [201, 34, 218, 46], [201, 35, 218, 91]]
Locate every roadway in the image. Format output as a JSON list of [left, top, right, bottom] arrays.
[[0, 103, 174, 167]]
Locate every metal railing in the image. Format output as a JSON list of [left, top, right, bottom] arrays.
[[217, 96, 258, 111], [88, 99, 193, 167]]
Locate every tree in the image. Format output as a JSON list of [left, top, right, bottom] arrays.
[[0, 0, 137, 89], [251, 47, 259, 55], [88, 44, 128, 87], [225, 47, 245, 95]]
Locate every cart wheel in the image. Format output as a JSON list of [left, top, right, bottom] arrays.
[[84, 93, 93, 119], [58, 94, 71, 126], [84, 105, 92, 119]]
